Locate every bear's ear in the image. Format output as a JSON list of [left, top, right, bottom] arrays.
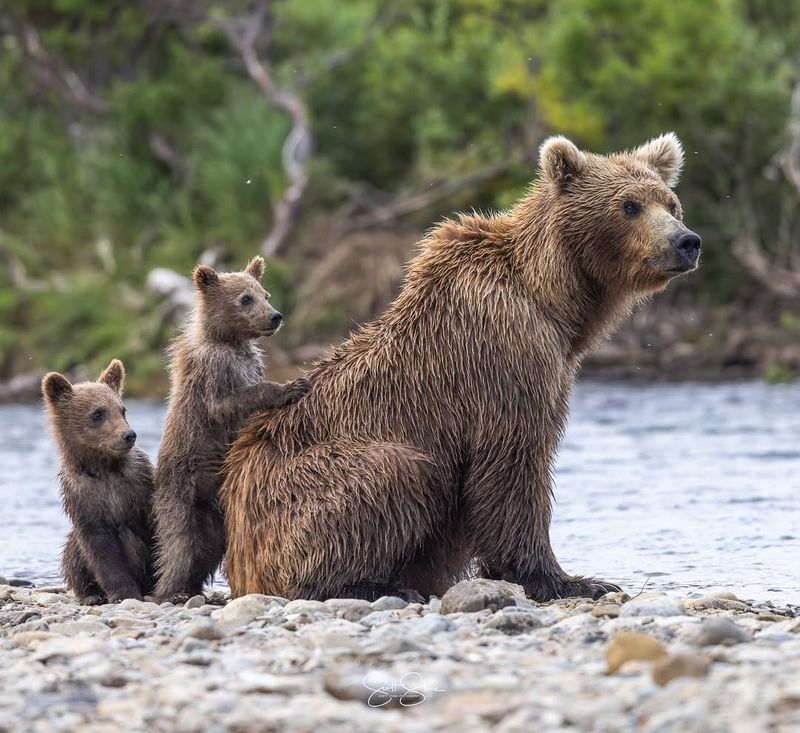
[[539, 136, 587, 187], [42, 372, 74, 405], [631, 132, 684, 188], [192, 264, 220, 292], [98, 359, 125, 395], [244, 256, 265, 281]]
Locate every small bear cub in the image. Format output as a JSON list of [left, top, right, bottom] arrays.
[[42, 359, 156, 605], [152, 255, 310, 601]]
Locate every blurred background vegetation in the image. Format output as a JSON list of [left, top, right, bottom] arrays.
[[1, 0, 799, 396]]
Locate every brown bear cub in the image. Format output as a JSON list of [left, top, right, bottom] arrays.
[[152, 256, 310, 602], [43, 360, 155, 605]]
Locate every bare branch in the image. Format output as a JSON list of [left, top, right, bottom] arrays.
[[296, 0, 400, 86], [734, 78, 800, 298], [7, 17, 109, 115], [216, 1, 312, 257], [147, 130, 187, 174], [732, 231, 800, 298], [344, 160, 512, 233]]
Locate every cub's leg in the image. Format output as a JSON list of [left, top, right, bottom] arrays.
[[223, 441, 442, 600], [153, 493, 225, 602], [62, 531, 106, 605]]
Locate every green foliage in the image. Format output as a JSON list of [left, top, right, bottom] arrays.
[[0, 0, 798, 387]]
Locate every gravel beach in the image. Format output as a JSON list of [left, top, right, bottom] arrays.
[[0, 579, 798, 733]]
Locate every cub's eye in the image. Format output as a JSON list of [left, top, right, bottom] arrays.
[[622, 201, 641, 216], [669, 202, 678, 217], [92, 408, 105, 422], [121, 406, 127, 418], [240, 295, 253, 306]]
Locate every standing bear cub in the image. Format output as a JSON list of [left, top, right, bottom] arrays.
[[222, 133, 701, 602], [152, 256, 310, 602], [43, 360, 155, 604]]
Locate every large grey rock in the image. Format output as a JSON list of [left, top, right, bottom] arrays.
[[619, 596, 685, 618], [371, 596, 409, 611], [693, 616, 751, 646], [440, 579, 525, 614], [181, 620, 225, 641], [48, 621, 109, 636], [485, 607, 549, 634], [212, 595, 271, 626]]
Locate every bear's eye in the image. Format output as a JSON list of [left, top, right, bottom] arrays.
[[240, 295, 253, 307], [622, 201, 641, 216], [91, 408, 105, 423], [669, 202, 678, 217]]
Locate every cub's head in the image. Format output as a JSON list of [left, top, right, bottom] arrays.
[[42, 359, 137, 459], [192, 256, 283, 341], [536, 132, 701, 294]]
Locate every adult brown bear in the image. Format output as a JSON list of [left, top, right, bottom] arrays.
[[222, 133, 701, 602]]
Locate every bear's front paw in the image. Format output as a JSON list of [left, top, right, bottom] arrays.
[[524, 574, 623, 602]]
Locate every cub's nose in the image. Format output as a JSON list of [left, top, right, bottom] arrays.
[[122, 429, 137, 446], [671, 229, 702, 267], [269, 311, 283, 329]]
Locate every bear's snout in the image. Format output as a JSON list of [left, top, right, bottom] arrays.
[[122, 429, 137, 447], [670, 228, 701, 270]]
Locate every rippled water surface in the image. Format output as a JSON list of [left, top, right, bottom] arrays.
[[2, 381, 798, 602]]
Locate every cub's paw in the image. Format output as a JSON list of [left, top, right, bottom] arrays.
[[163, 593, 193, 605], [81, 594, 108, 606], [281, 377, 312, 405]]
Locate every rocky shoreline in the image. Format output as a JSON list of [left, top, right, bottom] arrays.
[[1, 580, 798, 732]]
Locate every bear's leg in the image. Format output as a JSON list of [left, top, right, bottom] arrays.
[[463, 453, 621, 602], [223, 441, 442, 600], [62, 531, 106, 605], [153, 498, 225, 602], [397, 522, 472, 598]]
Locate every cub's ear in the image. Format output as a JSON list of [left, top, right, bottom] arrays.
[[632, 132, 684, 188], [539, 135, 587, 187], [42, 372, 74, 404], [192, 264, 220, 291], [245, 255, 265, 281], [99, 359, 125, 395]]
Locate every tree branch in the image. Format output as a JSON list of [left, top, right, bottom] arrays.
[[343, 159, 512, 233], [216, 1, 312, 257], [6, 16, 110, 115]]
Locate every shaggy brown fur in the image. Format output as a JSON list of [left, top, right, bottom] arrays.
[[152, 256, 310, 601], [43, 360, 155, 604], [222, 133, 702, 602]]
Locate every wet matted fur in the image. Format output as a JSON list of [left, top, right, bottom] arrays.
[[222, 134, 701, 602], [43, 360, 155, 604], [152, 257, 310, 601]]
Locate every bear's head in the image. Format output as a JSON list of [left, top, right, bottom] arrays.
[[532, 132, 700, 295], [192, 256, 283, 342], [42, 359, 138, 460]]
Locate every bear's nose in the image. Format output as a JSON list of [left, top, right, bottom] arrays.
[[269, 311, 283, 328], [122, 429, 137, 446], [671, 229, 702, 266]]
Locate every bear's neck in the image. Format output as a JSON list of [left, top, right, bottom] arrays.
[[512, 200, 638, 360], [60, 442, 128, 479], [190, 308, 251, 348]]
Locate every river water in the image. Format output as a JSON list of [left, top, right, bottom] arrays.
[[1, 381, 798, 603]]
